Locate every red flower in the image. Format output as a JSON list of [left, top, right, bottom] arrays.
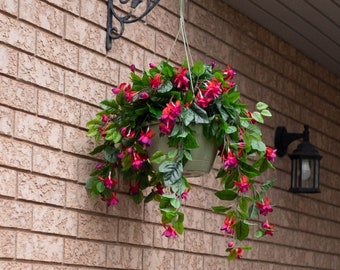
[[265, 147, 277, 162], [129, 182, 140, 195], [107, 192, 119, 206], [222, 151, 238, 169], [98, 176, 118, 189], [247, 111, 256, 124], [112, 82, 136, 102], [202, 78, 222, 99], [162, 224, 178, 238], [138, 128, 155, 147], [233, 175, 251, 193], [181, 188, 190, 200], [256, 197, 273, 216], [150, 73, 163, 90], [220, 216, 236, 235], [156, 183, 164, 195], [174, 67, 189, 91], [196, 91, 212, 108], [222, 65, 236, 80], [131, 152, 145, 170], [120, 127, 136, 138], [261, 221, 275, 236]]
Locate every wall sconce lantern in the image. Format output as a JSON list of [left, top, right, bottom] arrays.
[[274, 125, 322, 193]]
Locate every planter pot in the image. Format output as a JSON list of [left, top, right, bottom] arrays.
[[147, 124, 218, 177]]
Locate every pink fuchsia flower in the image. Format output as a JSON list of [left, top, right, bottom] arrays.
[[222, 65, 236, 80], [256, 197, 274, 216], [174, 67, 189, 91], [95, 163, 103, 170], [139, 91, 149, 99], [98, 176, 118, 189], [162, 224, 178, 238], [129, 181, 140, 195], [210, 60, 216, 69], [130, 64, 136, 72], [120, 127, 136, 138], [233, 175, 251, 193], [156, 183, 164, 195], [261, 221, 275, 236], [101, 115, 109, 122], [222, 151, 238, 169], [220, 216, 236, 235], [236, 248, 243, 258], [202, 78, 222, 99], [159, 122, 172, 135], [149, 62, 156, 68], [112, 82, 136, 102], [265, 147, 277, 162], [138, 128, 155, 147], [196, 90, 212, 108], [150, 73, 163, 90], [131, 152, 147, 170], [181, 188, 190, 200], [227, 241, 234, 248], [106, 192, 119, 206], [222, 81, 236, 93]]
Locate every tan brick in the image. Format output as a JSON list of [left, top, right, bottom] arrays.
[[18, 172, 66, 206], [66, 182, 106, 213], [0, 105, 13, 136], [124, 20, 156, 51], [15, 111, 62, 148], [78, 213, 118, 241], [144, 199, 161, 224], [65, 71, 107, 105], [107, 37, 145, 69], [16, 231, 63, 262], [142, 248, 175, 270], [80, 102, 101, 128], [0, 199, 32, 229], [118, 219, 153, 246], [0, 261, 32, 270], [204, 211, 225, 234], [174, 252, 204, 270], [155, 33, 186, 64], [108, 193, 143, 220], [182, 206, 205, 230], [0, 44, 18, 77], [0, 0, 18, 15], [19, 0, 63, 36], [203, 255, 229, 269], [18, 53, 64, 93], [77, 157, 98, 184], [0, 76, 37, 113], [79, 48, 118, 85], [184, 185, 207, 209], [45, 0, 80, 15], [0, 13, 35, 53], [0, 137, 32, 170], [80, 0, 106, 27], [63, 125, 94, 155], [33, 205, 77, 236], [0, 229, 15, 257], [184, 230, 213, 254], [37, 90, 81, 126], [64, 238, 106, 267], [65, 14, 105, 54], [0, 167, 17, 197], [32, 146, 78, 180], [37, 31, 78, 70], [106, 244, 143, 269]]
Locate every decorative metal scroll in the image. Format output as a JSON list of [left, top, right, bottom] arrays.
[[106, 0, 160, 51]]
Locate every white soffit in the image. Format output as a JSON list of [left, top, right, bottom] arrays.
[[223, 0, 340, 77]]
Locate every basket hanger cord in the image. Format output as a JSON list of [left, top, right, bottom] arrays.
[[167, 0, 194, 92]]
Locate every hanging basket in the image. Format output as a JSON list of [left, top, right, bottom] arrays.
[[147, 123, 218, 177]]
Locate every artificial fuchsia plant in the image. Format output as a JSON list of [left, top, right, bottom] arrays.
[[86, 59, 276, 260]]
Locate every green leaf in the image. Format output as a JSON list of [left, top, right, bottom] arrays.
[[251, 140, 266, 152], [144, 191, 155, 203], [157, 80, 173, 93], [226, 125, 237, 134], [99, 99, 118, 111], [181, 107, 195, 126], [85, 177, 97, 189], [192, 61, 205, 77], [87, 125, 99, 137], [215, 190, 238, 201], [89, 144, 106, 155], [170, 198, 181, 209], [105, 128, 122, 143], [190, 103, 209, 124], [256, 102, 268, 111], [238, 197, 248, 213], [235, 220, 249, 241], [248, 203, 259, 218], [131, 191, 144, 204], [261, 109, 272, 117], [116, 90, 127, 106], [254, 230, 265, 238], [183, 133, 199, 149], [159, 161, 183, 186], [261, 179, 276, 192], [96, 181, 105, 193], [251, 111, 264, 123], [150, 151, 166, 164], [104, 146, 119, 163], [212, 206, 232, 213]]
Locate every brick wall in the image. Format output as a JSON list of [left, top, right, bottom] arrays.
[[0, 0, 339, 269]]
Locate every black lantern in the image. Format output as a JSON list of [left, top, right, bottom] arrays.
[[274, 125, 322, 193]]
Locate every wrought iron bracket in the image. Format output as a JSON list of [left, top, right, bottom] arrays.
[[106, 0, 160, 51]]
